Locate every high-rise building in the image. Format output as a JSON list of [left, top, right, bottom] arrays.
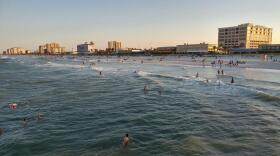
[[77, 41, 96, 53], [218, 23, 272, 49], [108, 41, 122, 51], [38, 42, 65, 54]]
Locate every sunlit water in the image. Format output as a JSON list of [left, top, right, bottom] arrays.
[[0, 55, 280, 156]]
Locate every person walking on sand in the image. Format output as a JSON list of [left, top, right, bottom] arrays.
[[122, 133, 129, 147]]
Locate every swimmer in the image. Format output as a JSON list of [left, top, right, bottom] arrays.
[[122, 133, 129, 147], [23, 118, 27, 127], [158, 88, 162, 95], [231, 77, 234, 84], [144, 85, 148, 94], [37, 112, 43, 120]]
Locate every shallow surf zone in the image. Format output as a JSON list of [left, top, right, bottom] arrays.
[[0, 55, 280, 156]]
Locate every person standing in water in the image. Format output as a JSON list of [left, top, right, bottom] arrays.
[[231, 77, 234, 83], [196, 72, 199, 78], [122, 133, 129, 147]]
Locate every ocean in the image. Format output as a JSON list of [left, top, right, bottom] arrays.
[[0, 55, 280, 156]]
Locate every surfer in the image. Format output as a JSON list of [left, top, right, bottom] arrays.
[[231, 77, 234, 83], [122, 133, 129, 147]]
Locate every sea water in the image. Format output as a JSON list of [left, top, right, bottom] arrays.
[[0, 55, 279, 156]]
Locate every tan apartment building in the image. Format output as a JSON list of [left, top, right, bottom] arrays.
[[39, 42, 65, 54], [218, 23, 272, 49], [108, 41, 122, 52], [6, 47, 29, 55]]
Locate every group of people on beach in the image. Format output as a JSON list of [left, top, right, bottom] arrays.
[[217, 69, 224, 75]]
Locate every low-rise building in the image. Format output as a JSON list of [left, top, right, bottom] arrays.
[[77, 42, 96, 54], [229, 48, 258, 54], [155, 46, 176, 54], [176, 43, 217, 54], [258, 44, 280, 53], [6, 47, 29, 55]]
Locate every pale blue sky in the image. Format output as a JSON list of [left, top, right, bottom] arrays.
[[0, 0, 280, 51]]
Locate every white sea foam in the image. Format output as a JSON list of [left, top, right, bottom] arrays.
[[245, 67, 280, 73], [91, 66, 104, 72], [43, 62, 85, 69]]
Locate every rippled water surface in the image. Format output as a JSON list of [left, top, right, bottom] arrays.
[[0, 55, 280, 156]]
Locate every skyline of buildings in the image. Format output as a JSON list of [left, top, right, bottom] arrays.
[[1, 0, 280, 53], [2, 23, 280, 54]]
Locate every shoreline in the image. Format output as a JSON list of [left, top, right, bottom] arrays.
[[1, 52, 280, 57]]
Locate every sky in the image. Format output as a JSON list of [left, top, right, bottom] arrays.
[[0, 0, 280, 52]]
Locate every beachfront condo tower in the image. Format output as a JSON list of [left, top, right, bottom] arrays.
[[218, 23, 272, 49], [77, 41, 96, 53], [108, 41, 122, 52]]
